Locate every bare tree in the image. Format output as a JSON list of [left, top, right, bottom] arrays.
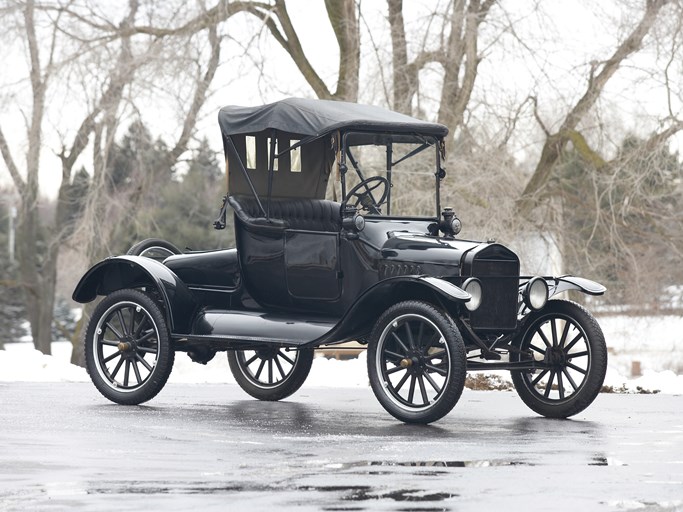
[[66, 23, 223, 365], [0, 0, 229, 355], [1, 0, 69, 354], [517, 0, 676, 217], [384, 0, 495, 130]]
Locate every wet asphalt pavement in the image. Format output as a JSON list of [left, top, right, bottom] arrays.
[[0, 382, 681, 511]]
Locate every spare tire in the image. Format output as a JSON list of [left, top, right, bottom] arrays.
[[126, 238, 182, 262]]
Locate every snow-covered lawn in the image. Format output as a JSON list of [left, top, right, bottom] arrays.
[[1, 313, 682, 394]]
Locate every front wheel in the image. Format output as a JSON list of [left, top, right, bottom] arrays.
[[368, 301, 467, 424], [511, 300, 607, 418], [228, 347, 314, 401], [84, 288, 174, 405]]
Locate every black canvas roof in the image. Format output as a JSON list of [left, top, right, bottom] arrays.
[[218, 97, 448, 138]]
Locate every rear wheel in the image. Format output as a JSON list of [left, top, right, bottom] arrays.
[[84, 289, 174, 405], [511, 300, 607, 418], [368, 301, 466, 424], [228, 347, 314, 401]]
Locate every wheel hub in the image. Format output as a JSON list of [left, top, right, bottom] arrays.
[[545, 346, 567, 368], [401, 351, 426, 375], [117, 336, 139, 360], [256, 347, 277, 361]]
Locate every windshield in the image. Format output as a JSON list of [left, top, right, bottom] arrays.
[[330, 132, 440, 218]]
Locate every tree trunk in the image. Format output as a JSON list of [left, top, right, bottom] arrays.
[[387, 0, 414, 114], [16, 186, 52, 354], [70, 303, 91, 367], [437, 0, 495, 135], [325, 0, 360, 101]]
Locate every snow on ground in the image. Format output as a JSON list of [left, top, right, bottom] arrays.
[[1, 313, 682, 394]]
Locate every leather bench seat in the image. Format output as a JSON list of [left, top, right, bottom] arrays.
[[229, 195, 341, 232]]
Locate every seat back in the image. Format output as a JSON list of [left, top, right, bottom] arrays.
[[229, 196, 341, 232]]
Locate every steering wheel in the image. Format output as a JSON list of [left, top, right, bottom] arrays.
[[343, 176, 389, 215]]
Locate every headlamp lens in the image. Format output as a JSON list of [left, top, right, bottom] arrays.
[[463, 278, 482, 311]]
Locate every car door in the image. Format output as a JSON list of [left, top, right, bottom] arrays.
[[285, 229, 341, 302]]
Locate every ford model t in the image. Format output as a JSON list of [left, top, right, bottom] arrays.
[[73, 98, 607, 424]]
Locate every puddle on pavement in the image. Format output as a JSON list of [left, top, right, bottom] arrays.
[[87, 482, 245, 495], [326, 459, 533, 470], [83, 480, 456, 507], [304, 485, 456, 500], [323, 508, 450, 512], [589, 456, 628, 466], [302, 485, 457, 504]]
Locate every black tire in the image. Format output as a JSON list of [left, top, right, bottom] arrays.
[[511, 300, 607, 418], [367, 300, 467, 424], [228, 347, 314, 401], [84, 289, 174, 405], [127, 238, 182, 262]]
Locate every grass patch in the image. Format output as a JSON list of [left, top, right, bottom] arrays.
[[465, 374, 513, 391], [600, 385, 660, 394]]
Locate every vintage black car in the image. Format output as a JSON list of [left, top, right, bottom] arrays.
[[73, 98, 607, 424]]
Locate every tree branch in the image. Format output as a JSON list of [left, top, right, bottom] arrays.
[[437, 0, 495, 132], [0, 125, 25, 194], [562, 0, 670, 131], [530, 95, 549, 136], [277, 0, 334, 98], [643, 120, 683, 151], [517, 0, 671, 216], [47, 0, 262, 39], [170, 24, 222, 162], [59, 0, 141, 178], [239, 1, 332, 99]]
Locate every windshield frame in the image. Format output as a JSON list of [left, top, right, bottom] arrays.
[[339, 130, 445, 219]]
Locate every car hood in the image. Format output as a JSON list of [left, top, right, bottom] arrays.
[[379, 232, 483, 267]]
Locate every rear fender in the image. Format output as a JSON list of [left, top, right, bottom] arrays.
[[307, 275, 470, 346], [72, 255, 197, 334]]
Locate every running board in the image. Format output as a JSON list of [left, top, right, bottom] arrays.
[[466, 360, 545, 371], [174, 309, 339, 348]]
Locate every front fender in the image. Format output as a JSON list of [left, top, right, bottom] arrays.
[[305, 275, 470, 346], [547, 276, 606, 298], [72, 255, 197, 334]]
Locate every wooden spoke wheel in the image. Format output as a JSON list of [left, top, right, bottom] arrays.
[[368, 301, 466, 424], [85, 289, 174, 405], [511, 300, 607, 418], [228, 347, 314, 401]]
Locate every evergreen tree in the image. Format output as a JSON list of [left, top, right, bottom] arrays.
[[107, 121, 171, 191], [557, 135, 683, 303], [0, 198, 29, 347], [62, 166, 90, 227], [151, 137, 232, 250], [105, 126, 232, 253]]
